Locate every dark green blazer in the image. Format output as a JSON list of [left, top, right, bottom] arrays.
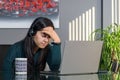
[[3, 41, 61, 74]]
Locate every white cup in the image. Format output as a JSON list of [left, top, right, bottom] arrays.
[[15, 58, 27, 74]]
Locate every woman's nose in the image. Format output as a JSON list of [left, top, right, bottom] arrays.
[[43, 37, 49, 42]]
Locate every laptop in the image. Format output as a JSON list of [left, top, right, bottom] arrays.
[[40, 41, 103, 75], [60, 41, 103, 75]]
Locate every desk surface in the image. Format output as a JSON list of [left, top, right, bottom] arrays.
[[1, 71, 119, 80]]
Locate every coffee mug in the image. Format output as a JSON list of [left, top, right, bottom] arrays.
[[15, 58, 27, 74]]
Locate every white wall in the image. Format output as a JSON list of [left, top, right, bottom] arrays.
[[103, 0, 120, 28]]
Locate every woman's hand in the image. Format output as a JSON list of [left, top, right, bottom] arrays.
[[42, 27, 61, 43]]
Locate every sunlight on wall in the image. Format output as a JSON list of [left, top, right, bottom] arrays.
[[112, 0, 120, 24], [111, 0, 120, 31], [69, 7, 95, 41]]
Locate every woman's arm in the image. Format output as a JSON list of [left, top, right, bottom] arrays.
[[3, 45, 17, 79], [3, 42, 23, 76], [46, 43, 61, 71]]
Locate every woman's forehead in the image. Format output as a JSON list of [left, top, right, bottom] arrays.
[[42, 26, 53, 31]]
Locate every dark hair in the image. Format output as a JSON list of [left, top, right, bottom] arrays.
[[28, 17, 55, 36], [23, 17, 55, 74]]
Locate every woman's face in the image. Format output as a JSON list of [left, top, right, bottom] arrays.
[[33, 26, 53, 48]]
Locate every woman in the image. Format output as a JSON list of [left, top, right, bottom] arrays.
[[3, 17, 61, 75]]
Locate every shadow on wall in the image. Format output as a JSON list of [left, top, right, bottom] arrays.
[[0, 45, 10, 71]]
